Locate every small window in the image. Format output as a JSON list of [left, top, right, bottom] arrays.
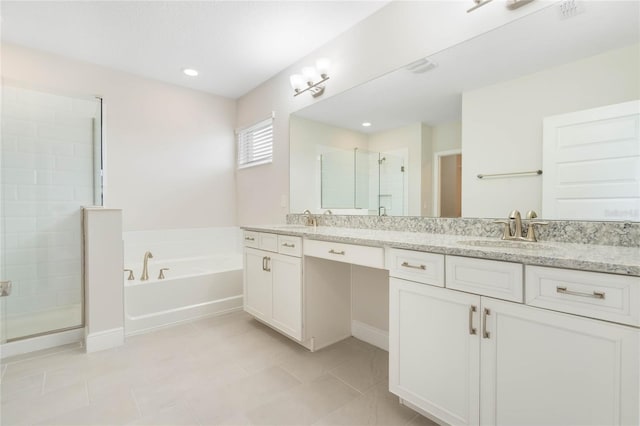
[[237, 117, 273, 169]]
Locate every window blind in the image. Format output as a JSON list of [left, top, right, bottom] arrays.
[[237, 117, 273, 169]]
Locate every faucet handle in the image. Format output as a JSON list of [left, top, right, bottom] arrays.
[[124, 269, 135, 280], [158, 268, 170, 280], [493, 220, 511, 240], [525, 220, 549, 242], [526, 210, 538, 220]]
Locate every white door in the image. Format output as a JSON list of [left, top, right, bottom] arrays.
[[243, 248, 272, 321], [480, 298, 640, 426], [389, 278, 480, 426], [271, 254, 302, 340], [542, 100, 640, 220]]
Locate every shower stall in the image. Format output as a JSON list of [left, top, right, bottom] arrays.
[[320, 147, 406, 215], [0, 85, 102, 349]]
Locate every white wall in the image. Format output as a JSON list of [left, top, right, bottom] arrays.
[[462, 43, 640, 218], [1, 43, 237, 231], [432, 121, 462, 153], [236, 0, 552, 225]]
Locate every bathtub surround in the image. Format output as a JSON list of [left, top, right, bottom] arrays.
[[83, 208, 124, 353], [122, 227, 243, 335], [286, 214, 640, 248]]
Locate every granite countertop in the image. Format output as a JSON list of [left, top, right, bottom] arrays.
[[242, 225, 640, 277]]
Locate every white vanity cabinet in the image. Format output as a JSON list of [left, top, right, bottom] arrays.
[[481, 297, 639, 426], [389, 277, 480, 426], [390, 251, 640, 426], [243, 232, 302, 341]]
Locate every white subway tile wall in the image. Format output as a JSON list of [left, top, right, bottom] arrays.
[[1, 86, 100, 340]]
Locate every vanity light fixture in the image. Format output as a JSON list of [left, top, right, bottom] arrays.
[[182, 68, 199, 77], [362, 122, 372, 127], [290, 58, 330, 98]]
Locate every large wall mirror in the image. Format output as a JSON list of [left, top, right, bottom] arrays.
[[290, 1, 639, 221]]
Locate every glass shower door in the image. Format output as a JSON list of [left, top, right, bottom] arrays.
[[0, 85, 102, 342], [378, 153, 405, 216]]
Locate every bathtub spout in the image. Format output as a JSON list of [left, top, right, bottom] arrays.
[[141, 251, 153, 281]]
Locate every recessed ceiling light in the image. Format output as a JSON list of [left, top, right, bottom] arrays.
[[182, 68, 199, 77], [362, 122, 372, 127]]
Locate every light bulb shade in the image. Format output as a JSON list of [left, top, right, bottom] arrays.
[[315, 58, 331, 76], [289, 74, 305, 91], [301, 66, 318, 83]]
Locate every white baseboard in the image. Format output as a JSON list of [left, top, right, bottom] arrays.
[[85, 327, 124, 353], [1, 328, 84, 359], [351, 320, 389, 351]]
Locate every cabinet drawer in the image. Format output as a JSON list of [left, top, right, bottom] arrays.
[[386, 248, 445, 287], [243, 231, 260, 248], [446, 256, 523, 302], [303, 239, 384, 269], [526, 266, 640, 327], [243, 231, 278, 252], [278, 235, 302, 257], [259, 233, 278, 252]]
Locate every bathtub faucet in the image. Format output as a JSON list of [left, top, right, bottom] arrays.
[[141, 251, 153, 281]]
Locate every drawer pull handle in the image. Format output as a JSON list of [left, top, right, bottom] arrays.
[[401, 261, 426, 270], [329, 249, 345, 255], [245, 237, 255, 241], [264, 256, 271, 272], [556, 286, 605, 299], [469, 305, 477, 335], [282, 243, 295, 248], [482, 308, 491, 339]]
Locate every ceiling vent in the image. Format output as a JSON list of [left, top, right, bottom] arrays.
[[405, 58, 438, 74]]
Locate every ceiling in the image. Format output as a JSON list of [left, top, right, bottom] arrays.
[[0, 1, 389, 99], [293, 0, 640, 133]]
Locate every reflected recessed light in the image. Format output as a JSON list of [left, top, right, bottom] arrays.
[[362, 122, 371, 127], [183, 68, 199, 77]]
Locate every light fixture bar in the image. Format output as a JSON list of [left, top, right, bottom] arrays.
[[293, 76, 329, 98]]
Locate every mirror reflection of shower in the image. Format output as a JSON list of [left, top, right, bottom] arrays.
[[320, 146, 406, 216]]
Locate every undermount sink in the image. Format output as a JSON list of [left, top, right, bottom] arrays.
[[458, 239, 556, 251]]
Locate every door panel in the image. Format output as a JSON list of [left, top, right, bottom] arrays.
[[243, 248, 272, 321], [390, 278, 480, 426], [543, 100, 640, 220], [271, 254, 302, 340], [481, 298, 639, 426]]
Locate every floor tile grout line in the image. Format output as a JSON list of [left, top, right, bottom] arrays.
[[129, 387, 143, 421], [40, 371, 47, 396], [327, 370, 365, 396]]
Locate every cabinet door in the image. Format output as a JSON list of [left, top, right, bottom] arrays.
[[481, 298, 640, 426], [243, 248, 272, 321], [389, 277, 481, 426], [271, 254, 302, 340]]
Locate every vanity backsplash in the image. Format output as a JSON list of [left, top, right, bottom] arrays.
[[286, 214, 640, 248]]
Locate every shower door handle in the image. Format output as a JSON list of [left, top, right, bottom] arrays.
[[0, 281, 12, 297]]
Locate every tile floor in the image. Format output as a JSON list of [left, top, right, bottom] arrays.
[[1, 311, 438, 426]]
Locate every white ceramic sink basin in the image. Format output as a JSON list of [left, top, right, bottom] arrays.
[[459, 239, 556, 251]]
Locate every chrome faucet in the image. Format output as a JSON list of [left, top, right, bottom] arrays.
[[302, 209, 317, 226], [140, 251, 153, 281]]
